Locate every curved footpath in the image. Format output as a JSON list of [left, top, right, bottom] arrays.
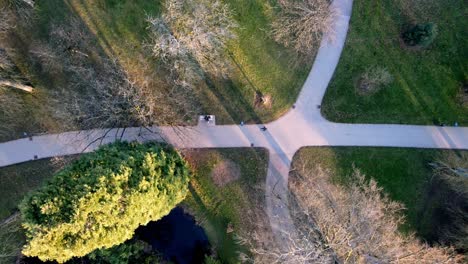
[[0, 0, 467, 251]]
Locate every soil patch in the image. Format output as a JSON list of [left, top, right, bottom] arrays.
[[211, 159, 241, 187]]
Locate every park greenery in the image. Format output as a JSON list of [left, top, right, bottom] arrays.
[[0, 0, 467, 263], [0, 0, 318, 142], [0, 148, 269, 264], [292, 147, 468, 255], [19, 142, 190, 262], [322, 0, 467, 125]]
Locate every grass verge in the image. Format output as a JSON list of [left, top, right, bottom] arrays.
[[321, 0, 468, 125]]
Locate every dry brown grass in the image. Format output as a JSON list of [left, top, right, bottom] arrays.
[[0, 213, 23, 264], [211, 159, 241, 187], [356, 66, 393, 95]]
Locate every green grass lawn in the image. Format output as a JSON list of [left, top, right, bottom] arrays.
[[0, 148, 268, 263], [220, 0, 312, 123], [321, 0, 468, 125], [291, 147, 468, 238]]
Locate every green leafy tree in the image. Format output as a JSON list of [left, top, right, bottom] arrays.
[[20, 142, 191, 263]]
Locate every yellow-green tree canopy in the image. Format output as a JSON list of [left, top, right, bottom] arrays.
[[20, 142, 190, 263]]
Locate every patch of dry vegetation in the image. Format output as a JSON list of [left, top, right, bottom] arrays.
[[357, 66, 393, 95], [290, 164, 460, 263]]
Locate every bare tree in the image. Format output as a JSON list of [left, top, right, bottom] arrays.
[[286, 161, 461, 263], [244, 161, 462, 263], [147, 0, 238, 88], [237, 179, 336, 263], [240, 227, 335, 263], [51, 58, 159, 130], [272, 0, 338, 56], [430, 152, 468, 179], [357, 66, 393, 95], [28, 18, 165, 131]]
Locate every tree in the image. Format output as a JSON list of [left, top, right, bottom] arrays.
[[288, 165, 460, 263], [272, 0, 338, 56], [147, 0, 238, 88], [30, 17, 162, 130], [426, 153, 468, 252], [244, 162, 462, 263], [51, 57, 159, 130], [20, 142, 191, 263]]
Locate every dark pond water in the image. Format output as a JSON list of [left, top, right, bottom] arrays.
[[21, 207, 211, 264], [136, 207, 211, 264]]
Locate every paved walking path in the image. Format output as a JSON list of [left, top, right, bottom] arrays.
[[0, 0, 467, 250]]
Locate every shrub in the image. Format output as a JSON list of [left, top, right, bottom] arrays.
[[20, 142, 191, 263], [402, 23, 437, 47], [357, 66, 393, 95]]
